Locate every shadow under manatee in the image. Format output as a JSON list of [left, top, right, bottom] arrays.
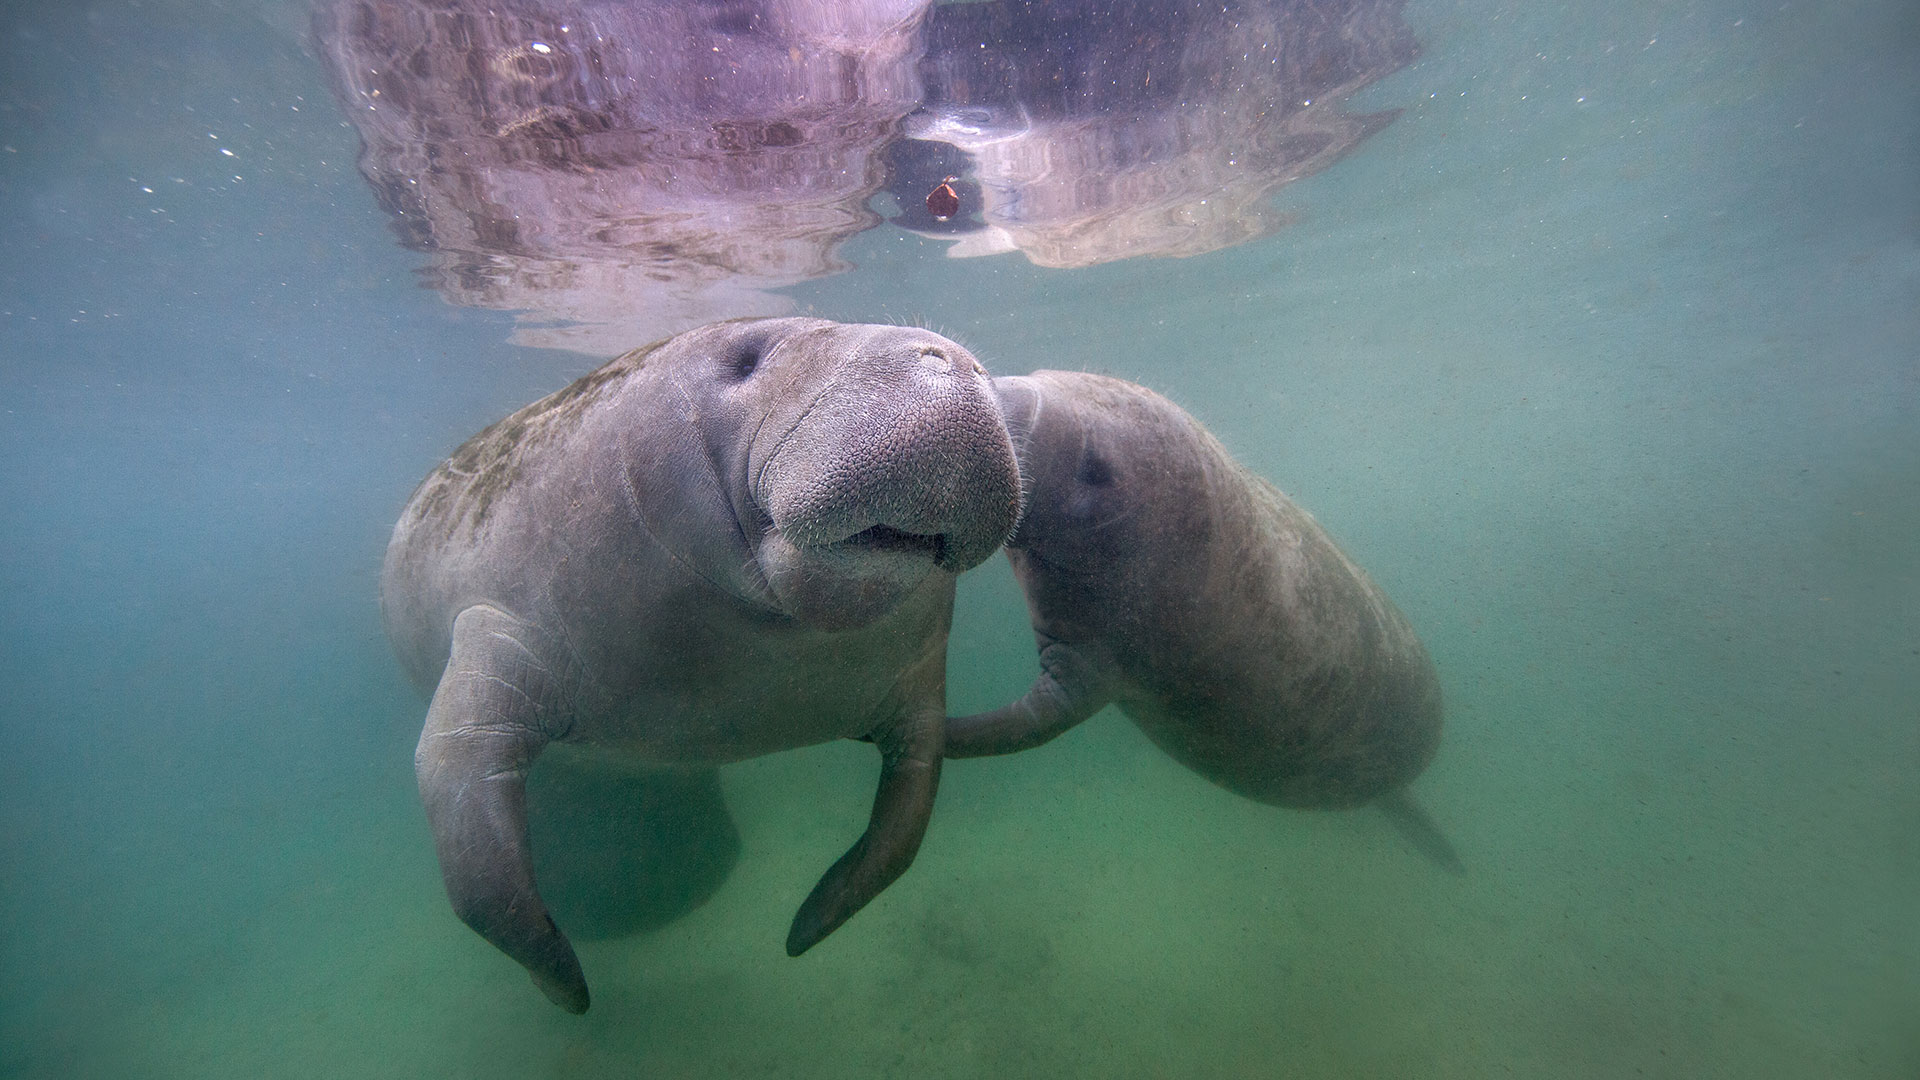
[[525, 757, 741, 941]]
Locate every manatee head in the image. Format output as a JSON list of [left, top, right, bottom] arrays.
[[663, 318, 1022, 631]]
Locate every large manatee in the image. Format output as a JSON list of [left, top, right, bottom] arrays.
[[950, 371, 1457, 863], [382, 318, 1021, 1012]]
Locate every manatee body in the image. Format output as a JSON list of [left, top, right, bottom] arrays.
[[383, 318, 1021, 1012], [950, 371, 1447, 831]]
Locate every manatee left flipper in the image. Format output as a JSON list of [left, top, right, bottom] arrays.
[[945, 637, 1116, 758], [416, 604, 589, 1013], [786, 708, 944, 956]]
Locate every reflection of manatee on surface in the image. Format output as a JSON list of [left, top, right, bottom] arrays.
[[315, 1, 934, 354], [319, 1, 1423, 352], [894, 0, 1418, 266]]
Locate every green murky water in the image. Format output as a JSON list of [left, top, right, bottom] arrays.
[[2, 1, 1914, 1076]]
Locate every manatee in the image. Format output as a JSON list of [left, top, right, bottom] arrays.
[[949, 370, 1457, 865], [382, 318, 1021, 1012]]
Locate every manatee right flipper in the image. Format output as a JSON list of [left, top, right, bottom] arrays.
[[945, 637, 1117, 758], [786, 707, 945, 956], [415, 605, 589, 1013]]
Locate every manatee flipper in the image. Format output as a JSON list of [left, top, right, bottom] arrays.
[[1376, 789, 1465, 876], [416, 605, 589, 1013], [945, 638, 1114, 758], [786, 709, 944, 956]]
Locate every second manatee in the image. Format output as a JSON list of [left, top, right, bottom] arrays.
[[950, 371, 1450, 849]]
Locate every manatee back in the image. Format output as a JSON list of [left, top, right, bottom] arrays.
[[381, 342, 663, 691]]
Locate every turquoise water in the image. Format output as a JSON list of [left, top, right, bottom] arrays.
[[2, 1, 1915, 1077]]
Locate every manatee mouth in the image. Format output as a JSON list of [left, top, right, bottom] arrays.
[[835, 523, 947, 565], [756, 524, 947, 631]]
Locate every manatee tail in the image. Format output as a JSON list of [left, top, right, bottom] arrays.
[[1376, 789, 1465, 876]]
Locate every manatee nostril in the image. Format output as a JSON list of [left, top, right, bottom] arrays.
[[915, 345, 965, 378]]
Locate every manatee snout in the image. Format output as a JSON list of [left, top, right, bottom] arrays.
[[754, 328, 1021, 629]]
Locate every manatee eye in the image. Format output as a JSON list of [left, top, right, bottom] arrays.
[[724, 340, 764, 382], [1077, 454, 1114, 487]]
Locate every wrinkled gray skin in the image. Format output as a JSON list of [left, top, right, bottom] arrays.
[[383, 318, 1021, 1012], [951, 372, 1454, 860]]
